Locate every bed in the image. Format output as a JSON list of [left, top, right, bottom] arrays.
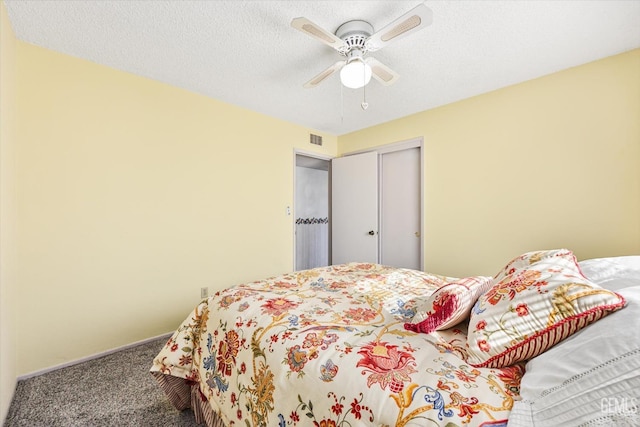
[[151, 250, 640, 426]]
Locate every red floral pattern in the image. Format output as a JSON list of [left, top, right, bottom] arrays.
[[217, 330, 240, 377], [484, 270, 542, 305], [515, 303, 529, 316], [356, 341, 417, 392], [261, 297, 299, 316]]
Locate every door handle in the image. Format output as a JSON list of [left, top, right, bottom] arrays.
[[368, 230, 375, 236]]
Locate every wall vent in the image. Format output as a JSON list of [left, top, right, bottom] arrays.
[[310, 134, 323, 146]]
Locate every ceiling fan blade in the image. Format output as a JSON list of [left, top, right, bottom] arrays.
[[303, 61, 346, 88], [291, 17, 347, 51], [366, 57, 400, 86], [365, 3, 433, 52]]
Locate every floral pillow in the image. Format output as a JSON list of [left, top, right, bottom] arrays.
[[466, 249, 627, 368], [404, 276, 493, 334]]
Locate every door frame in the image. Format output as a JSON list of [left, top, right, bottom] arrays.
[[342, 137, 424, 270], [293, 149, 334, 270]]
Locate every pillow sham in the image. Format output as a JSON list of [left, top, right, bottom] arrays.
[[466, 249, 626, 368], [405, 276, 492, 334]]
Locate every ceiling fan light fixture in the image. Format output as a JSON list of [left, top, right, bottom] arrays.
[[340, 59, 372, 89]]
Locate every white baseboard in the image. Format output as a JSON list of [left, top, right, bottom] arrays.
[[17, 332, 173, 380]]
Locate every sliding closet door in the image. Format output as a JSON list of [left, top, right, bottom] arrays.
[[331, 152, 378, 264], [331, 140, 422, 269], [380, 147, 421, 270]]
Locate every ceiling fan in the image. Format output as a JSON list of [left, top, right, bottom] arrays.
[[291, 3, 433, 90]]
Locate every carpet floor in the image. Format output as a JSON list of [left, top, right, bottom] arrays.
[[4, 336, 201, 427]]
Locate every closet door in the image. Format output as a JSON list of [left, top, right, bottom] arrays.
[[380, 147, 421, 270], [331, 152, 378, 264]]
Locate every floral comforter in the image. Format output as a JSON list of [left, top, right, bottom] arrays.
[[151, 263, 523, 427]]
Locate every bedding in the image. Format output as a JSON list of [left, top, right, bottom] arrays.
[[150, 255, 639, 426], [151, 263, 523, 426], [508, 286, 640, 426], [509, 255, 640, 426]]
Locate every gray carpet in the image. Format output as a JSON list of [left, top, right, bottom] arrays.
[[4, 336, 201, 426]]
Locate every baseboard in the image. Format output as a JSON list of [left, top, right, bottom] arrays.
[[17, 332, 173, 381]]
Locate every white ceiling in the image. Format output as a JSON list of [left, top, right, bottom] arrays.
[[5, 1, 640, 136]]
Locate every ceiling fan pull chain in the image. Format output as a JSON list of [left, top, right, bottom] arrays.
[[361, 61, 369, 110], [341, 83, 344, 124]]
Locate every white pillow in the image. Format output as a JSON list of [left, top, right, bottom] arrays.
[[579, 256, 640, 292], [508, 286, 640, 426]]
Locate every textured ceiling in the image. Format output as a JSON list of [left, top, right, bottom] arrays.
[[5, 0, 640, 136]]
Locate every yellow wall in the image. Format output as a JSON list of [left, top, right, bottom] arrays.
[[0, 1, 17, 421], [5, 26, 639, 386], [339, 49, 640, 277], [14, 42, 337, 375]]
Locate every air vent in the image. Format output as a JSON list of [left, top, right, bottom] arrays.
[[310, 134, 323, 146]]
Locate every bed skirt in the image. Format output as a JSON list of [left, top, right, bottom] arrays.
[[150, 372, 227, 427]]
